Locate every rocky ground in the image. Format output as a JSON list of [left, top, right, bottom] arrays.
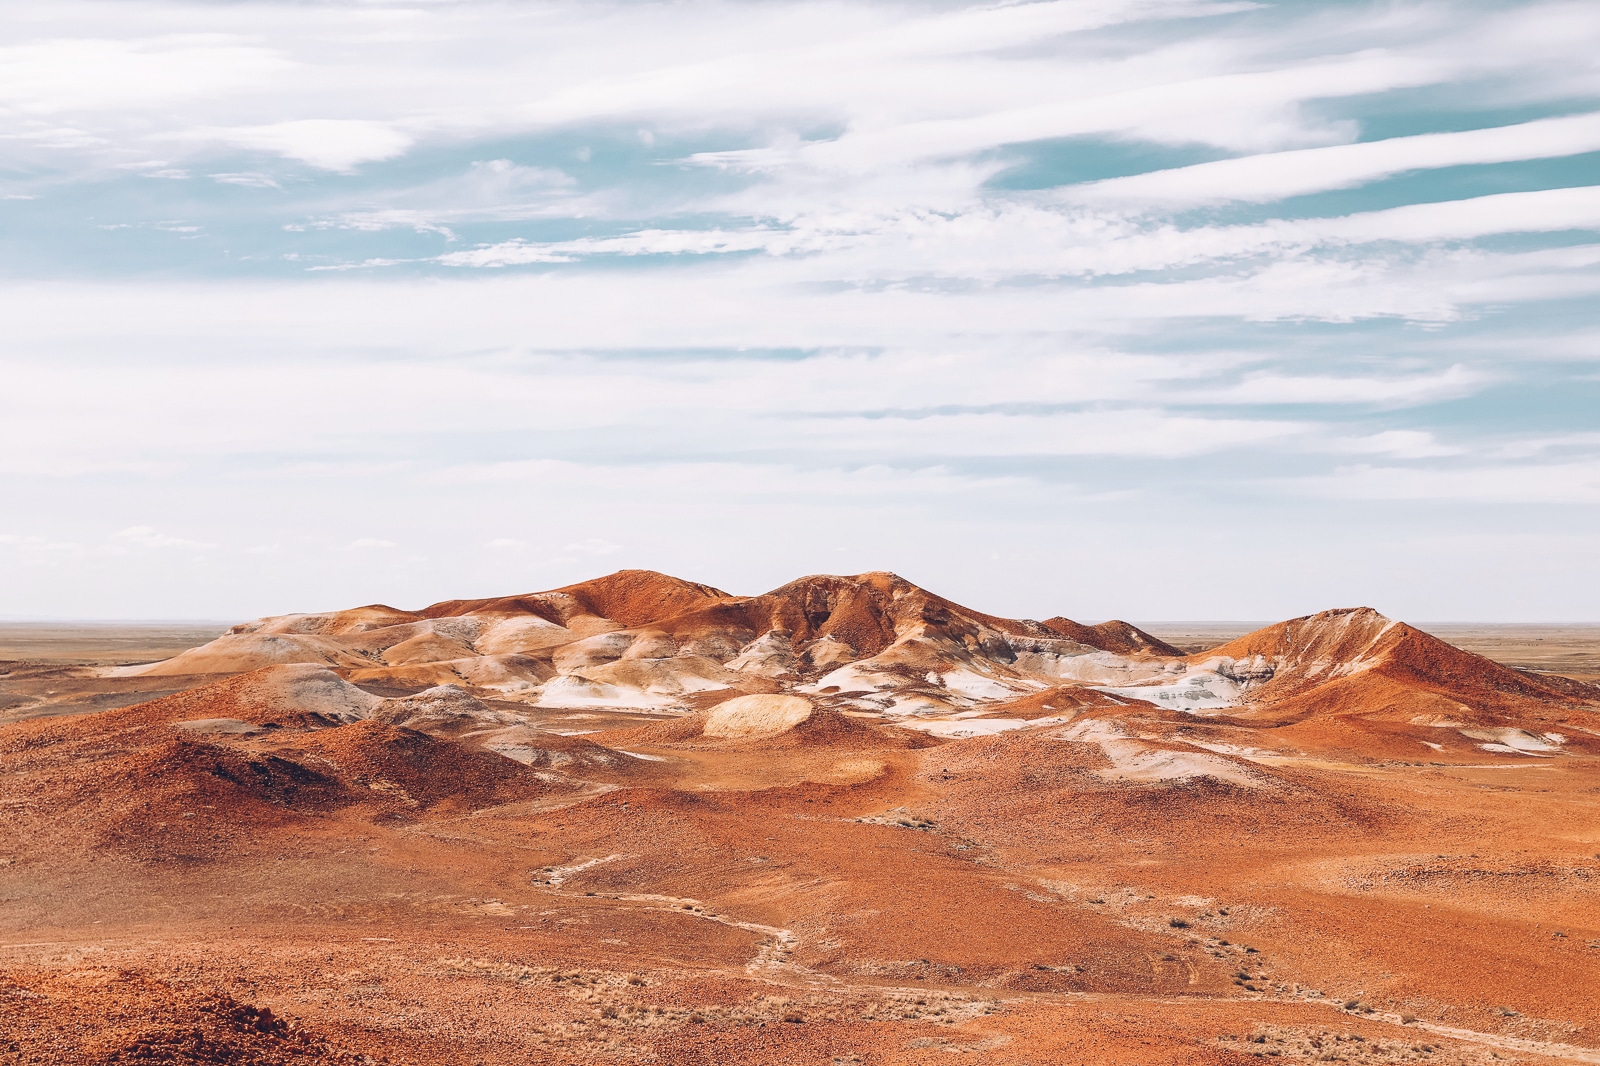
[[3, 572, 1598, 1064]]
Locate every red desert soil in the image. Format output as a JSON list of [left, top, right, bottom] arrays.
[[3, 571, 1599, 1065]]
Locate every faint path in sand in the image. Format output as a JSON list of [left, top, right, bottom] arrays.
[[1256, 993, 1600, 1064], [528, 861, 819, 982], [534, 856, 1600, 1064]]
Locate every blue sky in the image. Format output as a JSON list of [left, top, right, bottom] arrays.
[[3, 0, 1598, 622]]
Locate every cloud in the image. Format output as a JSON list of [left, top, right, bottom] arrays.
[[7, 0, 1593, 185], [1336, 430, 1463, 460], [114, 525, 214, 549], [565, 538, 622, 556], [787, 407, 1311, 460], [310, 160, 581, 235], [209, 172, 280, 189], [1491, 432, 1600, 459], [692, 51, 1430, 176], [1188, 365, 1492, 407], [436, 228, 783, 267], [116, 161, 193, 180], [0, 533, 83, 553], [201, 120, 413, 172], [96, 219, 201, 235], [1072, 111, 1600, 206], [1298, 461, 1600, 504], [0, 35, 289, 113], [3, 0, 1600, 619], [418, 185, 1600, 291], [1293, 185, 1600, 244]]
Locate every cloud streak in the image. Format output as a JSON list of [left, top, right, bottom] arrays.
[[0, 0, 1597, 620], [1073, 112, 1600, 206]]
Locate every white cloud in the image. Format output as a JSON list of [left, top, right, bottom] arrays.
[[1073, 111, 1600, 206], [1296, 185, 1600, 244], [695, 51, 1440, 176], [1299, 461, 1600, 504], [3, 0, 1592, 184], [2, 0, 1599, 619], [114, 525, 214, 549], [565, 538, 622, 556], [209, 172, 280, 189], [786, 407, 1310, 460], [1189, 365, 1492, 407], [312, 160, 582, 235], [199, 119, 413, 172], [1491, 432, 1600, 459], [436, 228, 784, 267], [434, 241, 569, 267], [1337, 430, 1463, 460], [0, 35, 289, 113], [417, 185, 1600, 290], [0, 533, 83, 553]]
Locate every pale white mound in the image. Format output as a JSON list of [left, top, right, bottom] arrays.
[[373, 684, 525, 733], [905, 716, 1069, 738], [1459, 727, 1565, 756], [1098, 743, 1260, 787], [256, 663, 384, 722], [1055, 717, 1261, 787], [114, 632, 370, 677], [1095, 663, 1245, 713], [171, 718, 261, 735], [702, 694, 813, 739]]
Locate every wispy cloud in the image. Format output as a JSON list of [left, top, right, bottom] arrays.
[[195, 119, 413, 172], [209, 172, 280, 189], [1298, 461, 1600, 504], [115, 525, 214, 550], [2, 0, 1598, 620], [1072, 112, 1600, 206]]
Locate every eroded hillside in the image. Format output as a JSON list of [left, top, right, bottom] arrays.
[[2, 571, 1598, 1065]]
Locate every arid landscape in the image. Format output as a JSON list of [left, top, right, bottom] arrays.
[[3, 570, 1599, 1065]]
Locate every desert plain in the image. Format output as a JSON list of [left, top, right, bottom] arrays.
[[2, 570, 1598, 1065]]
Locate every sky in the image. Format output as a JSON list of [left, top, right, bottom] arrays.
[[3, 0, 1599, 624]]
